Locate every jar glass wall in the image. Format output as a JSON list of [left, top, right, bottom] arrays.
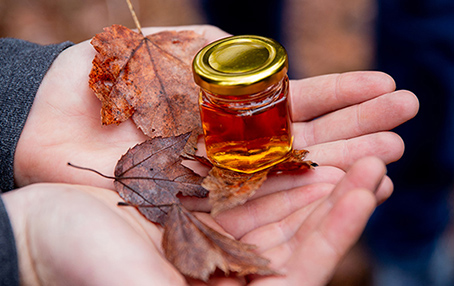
[[193, 35, 293, 173]]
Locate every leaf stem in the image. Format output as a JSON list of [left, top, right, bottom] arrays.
[[126, 0, 143, 35], [67, 162, 117, 180], [67, 162, 202, 185]]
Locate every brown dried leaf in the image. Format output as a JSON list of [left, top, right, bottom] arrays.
[[201, 149, 316, 216], [114, 133, 207, 225], [203, 167, 270, 217], [89, 24, 205, 139], [113, 134, 275, 280], [163, 205, 276, 281], [270, 149, 318, 173]]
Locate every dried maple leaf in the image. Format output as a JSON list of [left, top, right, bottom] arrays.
[[113, 134, 275, 280], [270, 149, 318, 173], [114, 133, 207, 224], [89, 24, 205, 139], [199, 149, 317, 215], [202, 167, 270, 217], [163, 204, 276, 281], [72, 135, 315, 280]]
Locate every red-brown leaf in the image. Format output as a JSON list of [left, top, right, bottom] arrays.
[[200, 149, 316, 215], [162, 205, 276, 281], [270, 149, 318, 173], [114, 133, 207, 225], [202, 167, 270, 217], [89, 24, 205, 139]]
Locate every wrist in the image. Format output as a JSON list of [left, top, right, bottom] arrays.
[[2, 188, 39, 285]]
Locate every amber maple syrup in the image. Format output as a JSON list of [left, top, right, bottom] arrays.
[[199, 77, 292, 173]]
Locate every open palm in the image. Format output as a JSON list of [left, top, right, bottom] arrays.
[[5, 24, 420, 286], [13, 25, 418, 201]]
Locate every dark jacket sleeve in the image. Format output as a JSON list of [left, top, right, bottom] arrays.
[[0, 39, 73, 285], [0, 196, 19, 286]]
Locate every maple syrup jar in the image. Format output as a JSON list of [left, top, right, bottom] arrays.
[[192, 35, 293, 173]]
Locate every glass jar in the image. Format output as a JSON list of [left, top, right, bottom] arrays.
[[192, 35, 293, 173]]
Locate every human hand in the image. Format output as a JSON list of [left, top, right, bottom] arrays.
[[2, 183, 186, 286], [13, 25, 418, 195], [12, 25, 229, 190], [3, 156, 385, 286], [212, 156, 387, 285]]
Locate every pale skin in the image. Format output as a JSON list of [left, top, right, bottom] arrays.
[[4, 157, 384, 286], [2, 25, 419, 285]]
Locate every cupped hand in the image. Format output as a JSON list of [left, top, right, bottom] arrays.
[[191, 156, 387, 286], [3, 183, 185, 286], [13, 25, 418, 197], [236, 156, 386, 286], [13, 25, 229, 190], [3, 156, 386, 286]]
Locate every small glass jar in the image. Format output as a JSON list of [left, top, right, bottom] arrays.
[[192, 35, 293, 173]]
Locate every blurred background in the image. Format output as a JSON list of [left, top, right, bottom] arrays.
[[1, 0, 453, 285], [0, 0, 375, 78]]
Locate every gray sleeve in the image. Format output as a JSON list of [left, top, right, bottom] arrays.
[[0, 39, 73, 285], [0, 39, 73, 191]]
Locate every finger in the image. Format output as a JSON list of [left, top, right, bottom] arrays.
[[324, 156, 387, 203], [293, 90, 419, 146], [181, 165, 344, 213], [239, 195, 324, 255], [240, 170, 391, 251], [141, 25, 230, 42], [375, 174, 393, 205], [214, 159, 386, 241], [251, 189, 376, 286], [301, 131, 404, 169], [247, 157, 384, 272], [290, 71, 396, 122], [215, 183, 334, 239], [285, 188, 375, 285], [257, 166, 344, 198]]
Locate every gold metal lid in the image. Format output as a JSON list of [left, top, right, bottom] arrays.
[[192, 35, 288, 95]]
